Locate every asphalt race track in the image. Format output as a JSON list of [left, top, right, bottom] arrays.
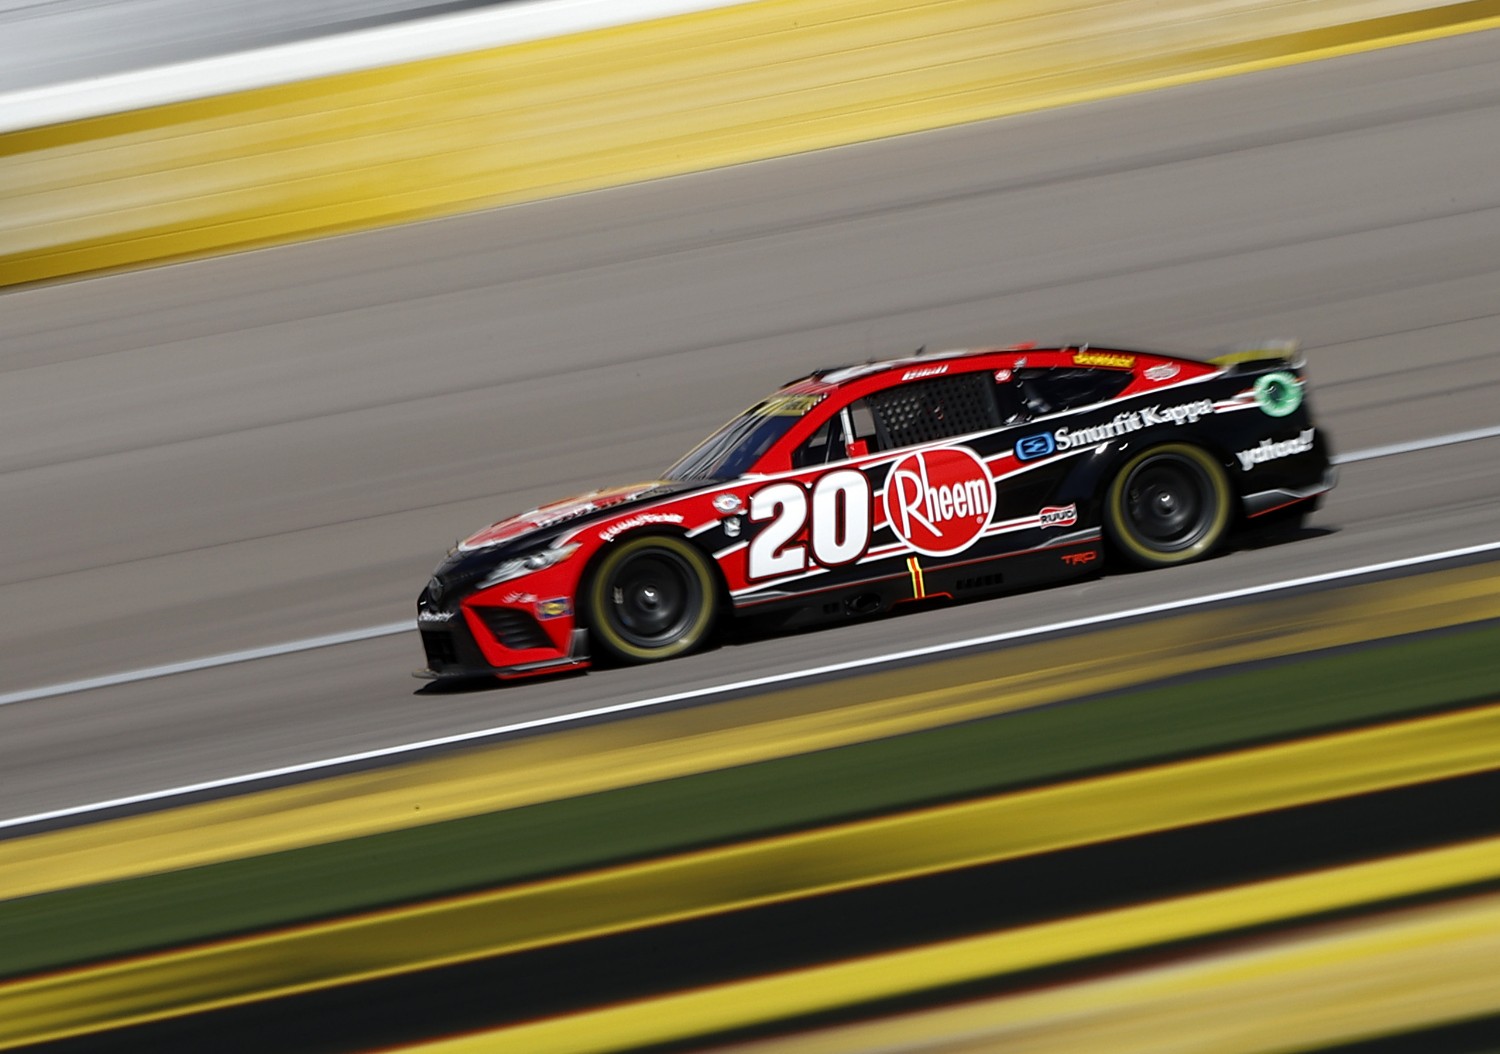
[[3, 28, 1499, 823]]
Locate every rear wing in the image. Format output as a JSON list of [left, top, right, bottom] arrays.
[[1209, 339, 1304, 372]]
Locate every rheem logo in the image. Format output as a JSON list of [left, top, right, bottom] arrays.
[[884, 447, 995, 556]]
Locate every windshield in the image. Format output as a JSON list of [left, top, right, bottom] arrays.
[[663, 393, 825, 481]]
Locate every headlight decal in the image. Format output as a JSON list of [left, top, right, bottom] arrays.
[[477, 544, 581, 591]]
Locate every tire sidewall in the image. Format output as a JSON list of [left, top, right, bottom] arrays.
[[585, 534, 719, 663], [1105, 443, 1232, 568]]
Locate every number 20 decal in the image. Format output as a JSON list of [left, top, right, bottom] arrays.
[[747, 470, 872, 580]]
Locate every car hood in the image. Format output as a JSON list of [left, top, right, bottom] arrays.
[[450, 480, 706, 561]]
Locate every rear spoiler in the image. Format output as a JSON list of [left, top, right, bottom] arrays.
[[1209, 339, 1304, 371]]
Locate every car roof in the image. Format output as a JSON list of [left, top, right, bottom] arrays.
[[778, 343, 1177, 395]]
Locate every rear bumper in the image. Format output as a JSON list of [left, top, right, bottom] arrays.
[[1243, 465, 1338, 518]]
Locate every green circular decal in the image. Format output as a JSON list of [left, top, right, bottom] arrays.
[[1254, 372, 1303, 417]]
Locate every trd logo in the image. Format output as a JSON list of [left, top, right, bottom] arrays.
[[1015, 433, 1056, 461], [1060, 550, 1098, 566]]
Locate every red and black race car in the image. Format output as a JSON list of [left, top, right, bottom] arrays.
[[416, 342, 1334, 680]]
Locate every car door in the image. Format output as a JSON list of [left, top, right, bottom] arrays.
[[732, 369, 1017, 602]]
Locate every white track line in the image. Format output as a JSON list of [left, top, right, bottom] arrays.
[[0, 0, 755, 133], [1, 423, 1496, 713], [0, 624, 411, 709], [5, 538, 1500, 832], [1331, 422, 1500, 464]]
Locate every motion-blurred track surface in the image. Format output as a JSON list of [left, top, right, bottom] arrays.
[[0, 0, 527, 92], [3, 29, 1499, 820]]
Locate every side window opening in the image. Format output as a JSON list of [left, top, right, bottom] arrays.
[[1014, 368, 1132, 416], [847, 402, 879, 449], [791, 417, 840, 469], [992, 373, 1028, 424]]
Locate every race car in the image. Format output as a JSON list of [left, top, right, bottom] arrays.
[[416, 342, 1335, 680]]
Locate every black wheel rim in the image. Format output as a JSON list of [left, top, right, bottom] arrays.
[[1123, 455, 1215, 552], [605, 551, 701, 648]]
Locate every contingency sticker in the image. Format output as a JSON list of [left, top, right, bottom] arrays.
[[1253, 372, 1303, 417]]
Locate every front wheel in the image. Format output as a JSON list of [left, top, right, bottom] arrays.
[[1104, 444, 1232, 568], [584, 535, 720, 664]]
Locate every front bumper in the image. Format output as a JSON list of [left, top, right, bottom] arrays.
[[417, 617, 591, 683], [415, 551, 592, 680], [413, 602, 590, 681]]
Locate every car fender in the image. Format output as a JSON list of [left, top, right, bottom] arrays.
[[571, 525, 730, 629]]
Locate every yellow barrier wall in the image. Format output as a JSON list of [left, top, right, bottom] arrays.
[[455, 877, 1500, 1054], [4, 0, 1499, 286], [3, 704, 1497, 1049]]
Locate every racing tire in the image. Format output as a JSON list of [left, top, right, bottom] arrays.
[[1104, 443, 1232, 568], [585, 535, 719, 664]]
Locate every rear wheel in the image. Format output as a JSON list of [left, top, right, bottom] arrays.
[[585, 535, 719, 664], [1105, 444, 1232, 568]]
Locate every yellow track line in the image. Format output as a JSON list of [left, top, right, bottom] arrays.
[[5, 1, 1500, 284], [5, 562, 1500, 901], [386, 842, 1500, 1054], [684, 892, 1500, 1054], [2, 702, 1498, 1050]]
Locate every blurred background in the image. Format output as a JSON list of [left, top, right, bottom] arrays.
[[2, 0, 1499, 1051], [0, 0, 514, 90]]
